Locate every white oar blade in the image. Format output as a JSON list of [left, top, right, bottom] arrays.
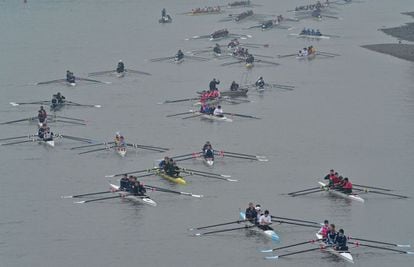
[[105, 175, 115, 178], [406, 251, 414, 254], [398, 244, 411, 248], [74, 201, 86, 204], [194, 233, 202, 236], [94, 105, 102, 108], [61, 195, 73, 199], [258, 158, 268, 162], [260, 249, 274, 253], [265, 255, 279, 260], [220, 174, 232, 178], [9, 102, 19, 106], [227, 179, 238, 182], [191, 194, 203, 198]]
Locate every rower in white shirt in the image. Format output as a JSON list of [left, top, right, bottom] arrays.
[[213, 105, 224, 117], [259, 210, 273, 231]]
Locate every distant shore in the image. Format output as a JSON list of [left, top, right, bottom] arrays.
[[362, 12, 414, 62]]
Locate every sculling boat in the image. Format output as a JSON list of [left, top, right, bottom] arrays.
[[239, 212, 279, 241], [41, 139, 55, 147], [109, 183, 157, 206], [219, 88, 248, 97], [318, 181, 365, 203], [199, 112, 233, 122], [315, 233, 354, 263], [155, 170, 187, 185], [296, 52, 316, 59]]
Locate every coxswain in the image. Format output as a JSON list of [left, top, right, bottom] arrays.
[[246, 54, 254, 64], [325, 224, 337, 245], [318, 220, 330, 238], [255, 76, 265, 89], [245, 202, 258, 224], [120, 174, 130, 191], [42, 127, 53, 141], [230, 81, 239, 91], [213, 44, 221, 55], [334, 229, 349, 251], [116, 60, 125, 73], [66, 70, 75, 83], [176, 50, 184, 61], [258, 210, 273, 231], [340, 177, 353, 194], [213, 105, 224, 117], [38, 123, 47, 138], [38, 106, 47, 123], [159, 156, 169, 170], [209, 78, 220, 91]]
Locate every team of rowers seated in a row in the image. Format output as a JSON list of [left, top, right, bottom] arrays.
[[318, 220, 349, 251], [191, 6, 221, 13], [298, 46, 316, 57], [38, 123, 54, 141], [200, 104, 224, 117], [119, 175, 147, 196], [300, 28, 322, 36], [295, 1, 328, 11], [324, 169, 353, 193], [159, 157, 181, 177]]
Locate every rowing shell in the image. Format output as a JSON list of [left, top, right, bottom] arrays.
[[315, 233, 354, 263], [289, 33, 330, 39], [296, 53, 316, 59], [109, 183, 157, 206], [155, 170, 187, 185], [199, 112, 233, 122], [318, 181, 365, 203], [41, 140, 55, 147], [239, 212, 279, 241]]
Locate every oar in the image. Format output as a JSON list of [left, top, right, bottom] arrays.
[[145, 185, 202, 198], [127, 143, 169, 151], [277, 53, 297, 58], [218, 153, 267, 161], [194, 225, 256, 236], [161, 97, 200, 104], [54, 119, 86, 126], [223, 112, 261, 119], [353, 184, 392, 191], [182, 113, 202, 119], [354, 188, 409, 198], [0, 135, 34, 141], [349, 241, 414, 254], [186, 55, 210, 61], [183, 171, 238, 182], [261, 239, 322, 253], [189, 220, 246, 231], [65, 101, 102, 108], [88, 70, 114, 76], [126, 69, 152, 76], [270, 216, 321, 225], [53, 115, 85, 122], [290, 189, 324, 197], [166, 111, 194, 117], [0, 117, 37, 125], [150, 56, 175, 62], [271, 219, 320, 228], [221, 60, 244, 67], [77, 77, 110, 84], [256, 59, 280, 66], [180, 168, 232, 178], [59, 135, 94, 143], [349, 237, 410, 248], [61, 191, 111, 198], [318, 51, 341, 57], [105, 168, 159, 178], [175, 156, 197, 162], [2, 139, 37, 146], [74, 195, 122, 204], [171, 153, 201, 159], [288, 187, 321, 195], [9, 101, 49, 106], [265, 247, 321, 260], [126, 144, 166, 152], [78, 146, 114, 155], [217, 150, 267, 160], [71, 142, 113, 150], [36, 79, 66, 85]]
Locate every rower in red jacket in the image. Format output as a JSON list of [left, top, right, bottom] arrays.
[[340, 177, 353, 194]]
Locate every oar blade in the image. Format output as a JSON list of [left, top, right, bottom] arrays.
[[264, 255, 279, 260], [260, 249, 274, 253]]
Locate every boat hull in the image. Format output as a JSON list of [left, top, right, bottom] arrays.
[[116, 146, 127, 157], [109, 183, 157, 206], [315, 233, 354, 263], [318, 181, 365, 203], [157, 171, 187, 185], [200, 113, 233, 122], [239, 212, 279, 241]]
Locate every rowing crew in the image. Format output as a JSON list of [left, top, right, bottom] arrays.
[[119, 175, 147, 196], [114, 132, 126, 147], [202, 141, 214, 159], [324, 169, 353, 193], [318, 220, 349, 251], [298, 46, 316, 57], [295, 1, 329, 11], [159, 157, 181, 177], [300, 28, 322, 36], [200, 104, 224, 117], [245, 202, 273, 231], [191, 6, 221, 14], [38, 123, 54, 141]]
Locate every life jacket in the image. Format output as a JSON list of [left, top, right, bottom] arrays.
[[319, 225, 329, 238]]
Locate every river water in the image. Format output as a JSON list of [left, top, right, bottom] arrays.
[[1, 0, 414, 266]]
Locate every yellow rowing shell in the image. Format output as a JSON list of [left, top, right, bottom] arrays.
[[156, 171, 187, 185]]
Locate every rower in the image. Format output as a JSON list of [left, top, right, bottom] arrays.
[[66, 70, 75, 83], [258, 210, 273, 231], [209, 78, 220, 91], [161, 8, 166, 18], [118, 135, 126, 147], [302, 47, 308, 56], [316, 29, 321, 36], [38, 123, 47, 138], [53, 92, 65, 104], [318, 220, 330, 238], [202, 141, 212, 153], [325, 224, 337, 245], [246, 54, 254, 64], [334, 229, 349, 251], [176, 50, 184, 61], [262, 20, 273, 29], [159, 156, 169, 170], [114, 132, 121, 146], [120, 174, 130, 191], [324, 169, 335, 180], [255, 76, 265, 89], [213, 105, 224, 117], [245, 202, 258, 224], [340, 177, 353, 194], [213, 44, 221, 54], [38, 106, 47, 123], [204, 146, 214, 159], [230, 81, 239, 91], [255, 204, 263, 223], [116, 60, 125, 73], [42, 126, 53, 141], [131, 180, 146, 196], [167, 159, 180, 177]]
